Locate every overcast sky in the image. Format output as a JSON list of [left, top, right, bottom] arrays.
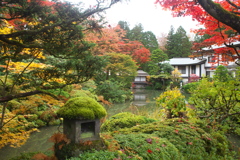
[[67, 0, 200, 38]]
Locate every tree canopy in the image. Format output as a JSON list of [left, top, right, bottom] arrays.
[[155, 0, 240, 65], [0, 0, 122, 133], [0, 0, 121, 103], [165, 26, 192, 58]]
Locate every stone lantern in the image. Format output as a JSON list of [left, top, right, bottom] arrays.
[[57, 97, 107, 143]]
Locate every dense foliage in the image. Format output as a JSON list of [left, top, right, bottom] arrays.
[[188, 66, 240, 134], [156, 88, 186, 118], [101, 112, 156, 132], [68, 113, 237, 160]]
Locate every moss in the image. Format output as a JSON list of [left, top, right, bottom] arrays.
[[57, 97, 107, 120], [71, 90, 98, 100], [101, 112, 156, 132]]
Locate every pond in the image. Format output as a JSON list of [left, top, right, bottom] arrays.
[[105, 89, 163, 118]]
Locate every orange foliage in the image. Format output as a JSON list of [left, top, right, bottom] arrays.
[[85, 25, 150, 65], [49, 133, 70, 145]]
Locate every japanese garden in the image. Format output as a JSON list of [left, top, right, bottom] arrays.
[[0, 0, 239, 160]]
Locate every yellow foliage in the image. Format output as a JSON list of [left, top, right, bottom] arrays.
[[0, 20, 14, 34], [0, 20, 45, 59], [47, 78, 66, 84], [0, 111, 38, 148], [171, 68, 182, 82], [156, 88, 186, 118], [0, 94, 63, 148], [7, 61, 48, 74]]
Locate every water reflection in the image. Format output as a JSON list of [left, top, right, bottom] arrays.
[[132, 89, 148, 106], [105, 89, 163, 118]]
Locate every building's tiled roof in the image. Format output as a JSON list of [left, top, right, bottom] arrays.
[[163, 58, 207, 65], [202, 41, 240, 50], [137, 70, 149, 76]]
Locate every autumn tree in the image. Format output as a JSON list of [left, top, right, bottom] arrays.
[[118, 21, 131, 38], [154, 0, 240, 65], [84, 25, 125, 55], [158, 32, 168, 51], [85, 24, 151, 66], [0, 0, 121, 147]]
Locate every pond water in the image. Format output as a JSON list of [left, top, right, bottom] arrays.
[[0, 89, 239, 159], [105, 89, 163, 118]]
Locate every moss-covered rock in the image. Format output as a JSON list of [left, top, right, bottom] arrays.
[[57, 97, 107, 120], [101, 112, 156, 132]]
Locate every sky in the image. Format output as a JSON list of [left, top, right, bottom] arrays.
[[67, 0, 200, 38]]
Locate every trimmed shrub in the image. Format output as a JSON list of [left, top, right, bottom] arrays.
[[69, 150, 132, 160], [108, 118, 235, 159], [101, 112, 156, 132]]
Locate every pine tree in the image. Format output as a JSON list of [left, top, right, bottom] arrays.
[[165, 26, 178, 58], [174, 26, 192, 57], [165, 26, 192, 58], [141, 31, 159, 52]]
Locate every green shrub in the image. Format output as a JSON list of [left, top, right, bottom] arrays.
[[108, 118, 236, 159], [114, 133, 183, 160], [34, 119, 46, 127], [69, 150, 132, 160], [9, 152, 40, 160], [25, 114, 38, 121], [182, 82, 199, 93], [101, 112, 156, 132], [48, 88, 70, 98], [48, 119, 61, 126]]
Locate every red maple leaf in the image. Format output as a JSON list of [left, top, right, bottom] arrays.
[[147, 149, 153, 153]]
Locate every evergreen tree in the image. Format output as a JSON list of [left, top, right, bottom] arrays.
[[165, 26, 177, 58], [165, 26, 192, 58], [141, 31, 159, 52], [127, 23, 144, 41], [118, 21, 130, 32], [175, 26, 192, 57]]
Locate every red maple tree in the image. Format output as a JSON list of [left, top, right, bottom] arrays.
[[154, 0, 240, 65], [85, 25, 150, 65]]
